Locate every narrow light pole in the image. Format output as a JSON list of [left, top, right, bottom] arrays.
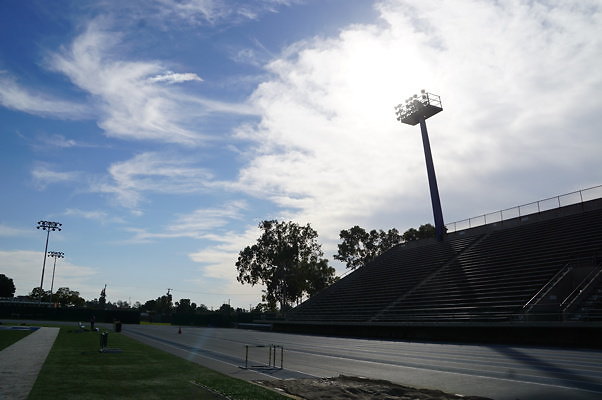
[[395, 90, 445, 241], [36, 220, 62, 302], [48, 251, 64, 303]]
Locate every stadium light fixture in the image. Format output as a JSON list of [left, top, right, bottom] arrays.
[[36, 220, 62, 302], [48, 251, 64, 303], [395, 91, 445, 241]]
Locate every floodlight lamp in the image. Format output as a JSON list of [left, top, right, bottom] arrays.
[[395, 90, 442, 126]]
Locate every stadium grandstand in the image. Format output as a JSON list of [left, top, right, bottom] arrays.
[[272, 186, 602, 346]]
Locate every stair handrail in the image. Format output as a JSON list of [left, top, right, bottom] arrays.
[[522, 263, 573, 313], [561, 264, 602, 313]]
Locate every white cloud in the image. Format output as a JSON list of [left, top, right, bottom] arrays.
[[0, 250, 97, 297], [32, 163, 80, 190], [92, 152, 214, 209], [0, 73, 91, 119], [121, 201, 247, 243], [64, 208, 124, 224], [49, 20, 254, 145], [148, 71, 203, 84], [167, 200, 247, 235], [0, 224, 32, 237], [32, 133, 102, 150], [189, 224, 261, 281], [229, 0, 602, 244], [146, 0, 301, 26]]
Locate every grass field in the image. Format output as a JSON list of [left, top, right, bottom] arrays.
[[0, 329, 33, 351], [28, 327, 288, 400]]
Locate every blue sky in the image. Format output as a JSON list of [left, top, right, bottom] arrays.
[[1, 0, 601, 309]]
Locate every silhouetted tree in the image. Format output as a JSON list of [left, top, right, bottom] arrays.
[[0, 274, 16, 297], [29, 287, 51, 301], [53, 287, 85, 307], [99, 284, 107, 308], [236, 220, 335, 310], [175, 298, 196, 313], [334, 226, 403, 270], [402, 223, 436, 242]]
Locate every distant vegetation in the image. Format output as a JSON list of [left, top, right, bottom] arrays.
[[1, 222, 436, 317]]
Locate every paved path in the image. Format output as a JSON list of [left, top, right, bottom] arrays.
[[0, 327, 59, 400], [123, 324, 602, 400]]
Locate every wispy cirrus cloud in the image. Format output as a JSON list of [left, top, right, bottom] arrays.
[[122, 201, 247, 243], [92, 152, 214, 209], [26, 133, 103, 151], [0, 224, 33, 237], [109, 0, 302, 27], [148, 71, 203, 84], [32, 163, 81, 190], [0, 73, 91, 119], [49, 20, 255, 146], [64, 208, 125, 224]]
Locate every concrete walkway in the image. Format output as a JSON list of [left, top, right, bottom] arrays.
[[0, 327, 59, 400]]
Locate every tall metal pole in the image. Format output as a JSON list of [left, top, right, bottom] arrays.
[[37, 220, 62, 302], [50, 254, 57, 300], [39, 229, 50, 302], [48, 251, 64, 303], [419, 117, 445, 241], [396, 91, 445, 241]]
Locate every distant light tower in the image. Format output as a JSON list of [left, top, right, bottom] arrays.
[[395, 90, 445, 241], [48, 251, 64, 303], [36, 220, 62, 302]]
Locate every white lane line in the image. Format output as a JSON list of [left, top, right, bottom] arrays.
[[282, 347, 602, 395]]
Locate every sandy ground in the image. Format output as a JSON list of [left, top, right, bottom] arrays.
[[256, 375, 493, 400]]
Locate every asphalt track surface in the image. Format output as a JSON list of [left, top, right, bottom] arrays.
[[122, 324, 602, 400]]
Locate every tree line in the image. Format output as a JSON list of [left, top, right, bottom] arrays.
[[0, 221, 435, 314], [236, 220, 436, 311]]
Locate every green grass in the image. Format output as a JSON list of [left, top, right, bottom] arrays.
[[29, 328, 288, 400], [0, 329, 32, 350]]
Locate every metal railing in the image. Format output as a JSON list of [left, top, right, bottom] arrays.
[[446, 185, 602, 233], [562, 265, 602, 313], [522, 263, 573, 313]]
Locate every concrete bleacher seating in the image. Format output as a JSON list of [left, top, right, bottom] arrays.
[[287, 199, 602, 324]]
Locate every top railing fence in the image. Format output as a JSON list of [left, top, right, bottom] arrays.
[[446, 185, 602, 233]]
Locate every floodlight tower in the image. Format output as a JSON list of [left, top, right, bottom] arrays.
[[36, 220, 62, 301], [48, 251, 64, 302], [395, 90, 445, 241]]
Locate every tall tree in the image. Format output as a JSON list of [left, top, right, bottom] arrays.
[[236, 220, 335, 310], [334, 226, 403, 270], [29, 287, 51, 301], [0, 274, 16, 297], [53, 287, 85, 307], [402, 223, 436, 242], [175, 298, 196, 313], [99, 284, 107, 308]]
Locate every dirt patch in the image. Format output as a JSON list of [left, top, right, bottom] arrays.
[[256, 375, 493, 400]]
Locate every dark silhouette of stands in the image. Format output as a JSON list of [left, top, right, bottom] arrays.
[[287, 199, 602, 324]]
